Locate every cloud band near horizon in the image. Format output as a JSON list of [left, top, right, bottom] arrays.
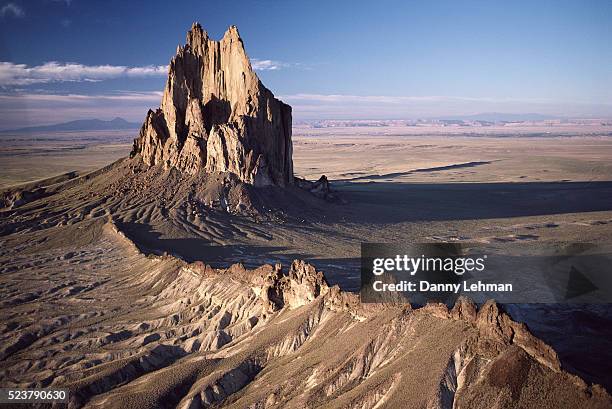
[[0, 58, 290, 87], [0, 62, 168, 86], [1, 90, 611, 130]]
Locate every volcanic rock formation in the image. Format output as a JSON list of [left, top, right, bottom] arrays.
[[131, 23, 293, 187]]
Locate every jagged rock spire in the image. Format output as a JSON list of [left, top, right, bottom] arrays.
[[131, 23, 293, 187]]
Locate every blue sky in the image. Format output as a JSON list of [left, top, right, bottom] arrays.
[[0, 0, 611, 128]]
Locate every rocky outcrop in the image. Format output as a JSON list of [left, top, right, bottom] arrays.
[[131, 23, 293, 187], [259, 260, 330, 311]]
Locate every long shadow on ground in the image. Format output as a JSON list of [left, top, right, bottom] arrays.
[[331, 180, 612, 223]]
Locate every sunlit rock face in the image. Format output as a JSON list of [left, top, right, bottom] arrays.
[[131, 23, 293, 187]]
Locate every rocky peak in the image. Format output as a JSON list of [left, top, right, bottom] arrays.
[[131, 23, 293, 187]]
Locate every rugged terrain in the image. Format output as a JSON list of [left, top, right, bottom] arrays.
[[1, 23, 611, 408], [0, 218, 609, 408]]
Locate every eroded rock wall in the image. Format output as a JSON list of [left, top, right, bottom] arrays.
[[131, 23, 293, 187]]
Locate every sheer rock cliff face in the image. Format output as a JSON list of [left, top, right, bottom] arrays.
[[131, 23, 293, 187]]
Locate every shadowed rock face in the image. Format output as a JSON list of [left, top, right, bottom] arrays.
[[131, 23, 293, 187]]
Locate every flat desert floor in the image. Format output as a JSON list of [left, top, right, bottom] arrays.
[[0, 130, 132, 189]]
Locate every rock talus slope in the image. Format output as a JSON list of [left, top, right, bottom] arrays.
[[131, 23, 293, 187]]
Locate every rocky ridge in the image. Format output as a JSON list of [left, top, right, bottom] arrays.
[[0, 220, 609, 408]]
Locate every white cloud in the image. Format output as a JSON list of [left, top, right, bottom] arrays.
[[0, 3, 24, 18], [0, 58, 291, 87], [0, 91, 163, 103], [251, 59, 290, 71], [0, 62, 168, 86]]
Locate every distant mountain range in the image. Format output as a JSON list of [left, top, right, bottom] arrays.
[[430, 112, 560, 122], [1, 118, 141, 133], [1, 113, 568, 134]]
